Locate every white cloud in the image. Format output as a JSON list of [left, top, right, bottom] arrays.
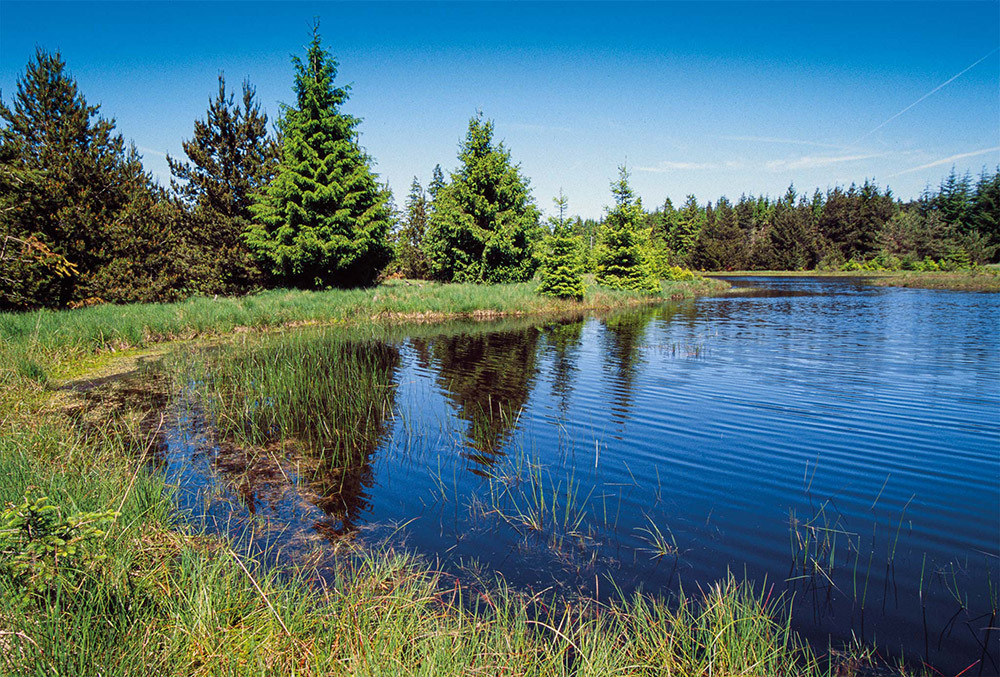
[[888, 147, 1000, 177], [138, 145, 168, 160], [636, 160, 738, 173], [718, 135, 843, 150]]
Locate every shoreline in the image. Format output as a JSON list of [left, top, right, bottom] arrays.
[[705, 268, 1000, 292]]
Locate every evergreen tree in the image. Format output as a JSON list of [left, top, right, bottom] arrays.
[[537, 191, 585, 300], [247, 25, 392, 288], [168, 74, 278, 293], [765, 186, 819, 270], [971, 167, 1000, 262], [594, 166, 659, 293], [423, 113, 541, 283], [0, 48, 177, 308], [428, 164, 446, 201], [669, 194, 705, 262], [396, 177, 431, 278], [690, 196, 746, 270]]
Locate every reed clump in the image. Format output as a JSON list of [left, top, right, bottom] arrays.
[[172, 328, 400, 468]]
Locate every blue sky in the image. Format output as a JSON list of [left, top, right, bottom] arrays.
[[2, 1, 998, 218]]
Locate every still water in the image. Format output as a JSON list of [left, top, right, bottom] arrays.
[[160, 277, 999, 673]]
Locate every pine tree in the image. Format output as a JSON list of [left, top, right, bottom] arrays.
[[423, 113, 541, 283], [168, 74, 278, 293], [396, 177, 431, 278], [0, 48, 176, 308], [690, 196, 746, 270], [537, 191, 585, 300], [594, 166, 659, 293], [247, 24, 392, 288]]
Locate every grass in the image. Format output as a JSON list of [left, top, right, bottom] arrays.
[[864, 268, 1000, 292], [0, 277, 729, 356], [170, 328, 400, 467]]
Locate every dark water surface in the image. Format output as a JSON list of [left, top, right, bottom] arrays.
[[160, 276, 1000, 673]]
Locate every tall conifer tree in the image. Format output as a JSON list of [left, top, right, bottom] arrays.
[[423, 113, 541, 283], [396, 177, 431, 278], [247, 25, 392, 288], [537, 191, 585, 300], [594, 167, 659, 293]]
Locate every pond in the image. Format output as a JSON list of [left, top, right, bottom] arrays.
[[155, 276, 999, 673]]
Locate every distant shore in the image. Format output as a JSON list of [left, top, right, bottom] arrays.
[[706, 268, 1000, 292]]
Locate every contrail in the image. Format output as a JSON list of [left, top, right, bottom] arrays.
[[850, 48, 998, 147], [889, 146, 1000, 177]]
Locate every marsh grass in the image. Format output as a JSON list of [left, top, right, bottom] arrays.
[[170, 328, 400, 468], [707, 268, 1000, 292], [0, 278, 729, 358]]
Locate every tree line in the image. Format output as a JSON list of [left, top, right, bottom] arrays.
[[2, 26, 998, 311]]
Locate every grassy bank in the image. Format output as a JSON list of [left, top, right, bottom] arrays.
[[0, 277, 728, 392], [706, 268, 1000, 291], [1, 277, 727, 355]]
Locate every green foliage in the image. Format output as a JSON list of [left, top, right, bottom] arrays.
[[0, 49, 180, 309], [594, 167, 660, 294], [668, 194, 705, 258], [536, 192, 585, 300], [247, 24, 392, 289], [424, 113, 541, 283], [169, 74, 278, 294], [661, 265, 699, 281], [394, 177, 432, 279], [0, 490, 115, 598], [690, 197, 746, 271]]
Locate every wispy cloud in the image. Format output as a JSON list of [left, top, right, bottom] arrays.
[[888, 147, 1000, 177], [766, 153, 882, 172], [636, 160, 743, 173], [718, 135, 843, 150]]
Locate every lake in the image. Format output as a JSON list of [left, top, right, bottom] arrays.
[[156, 276, 999, 673]]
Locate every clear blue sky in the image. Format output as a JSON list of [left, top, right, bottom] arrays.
[[2, 1, 998, 219]]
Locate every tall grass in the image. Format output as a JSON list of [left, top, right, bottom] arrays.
[[0, 278, 729, 358], [172, 328, 400, 467]]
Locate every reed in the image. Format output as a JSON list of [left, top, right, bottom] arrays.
[[170, 327, 400, 468]]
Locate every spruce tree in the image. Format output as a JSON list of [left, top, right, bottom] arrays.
[[247, 25, 392, 288], [669, 194, 705, 262], [537, 191, 585, 300], [428, 164, 446, 201], [971, 167, 1000, 262], [396, 177, 431, 278], [423, 113, 541, 283], [169, 74, 278, 293], [0, 48, 175, 308], [594, 166, 660, 293]]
